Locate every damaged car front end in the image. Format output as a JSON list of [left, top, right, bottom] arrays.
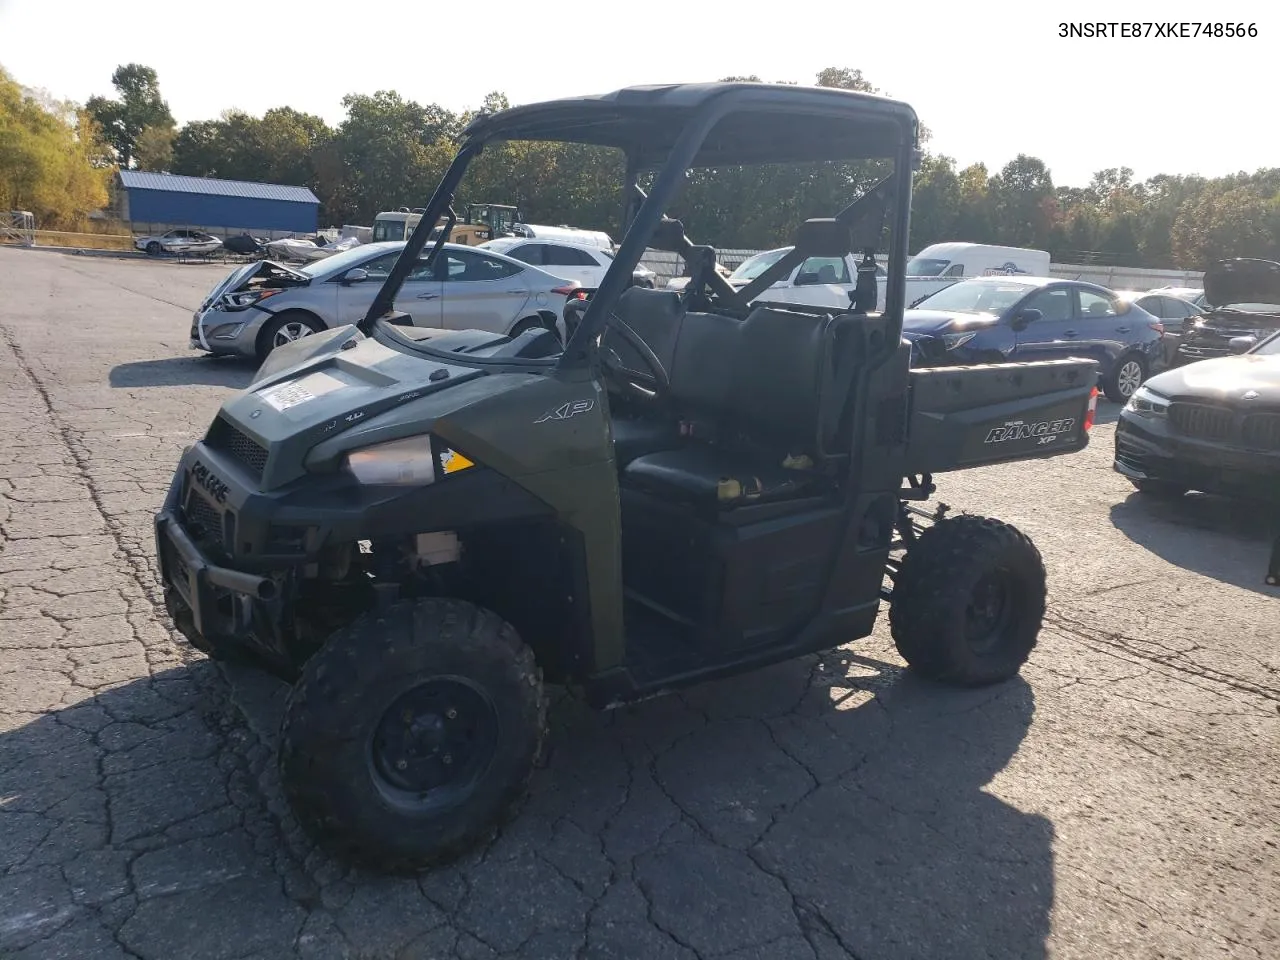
[[1176, 258, 1280, 363], [190, 259, 312, 356]]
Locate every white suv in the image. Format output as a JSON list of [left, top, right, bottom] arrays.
[[481, 237, 657, 293]]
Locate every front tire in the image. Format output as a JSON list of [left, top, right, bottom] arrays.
[[145, 241, 161, 256], [1103, 354, 1147, 403], [278, 598, 547, 873], [256, 311, 324, 362], [889, 515, 1046, 686]]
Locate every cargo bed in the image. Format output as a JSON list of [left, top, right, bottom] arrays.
[[903, 357, 1098, 475]]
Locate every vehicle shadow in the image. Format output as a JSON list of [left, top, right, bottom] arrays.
[[1110, 490, 1280, 595], [0, 651, 1052, 958], [108, 355, 257, 389]]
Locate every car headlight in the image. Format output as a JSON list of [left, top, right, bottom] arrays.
[[342, 436, 474, 486], [1125, 384, 1169, 418], [220, 289, 282, 310], [940, 331, 977, 350]]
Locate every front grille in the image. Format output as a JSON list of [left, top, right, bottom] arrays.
[[206, 416, 268, 478], [183, 490, 226, 549], [1242, 413, 1280, 451], [1168, 403, 1235, 442]]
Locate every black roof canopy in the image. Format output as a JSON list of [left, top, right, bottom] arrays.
[[461, 82, 920, 169]]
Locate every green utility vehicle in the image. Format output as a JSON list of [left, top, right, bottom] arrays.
[[154, 82, 1100, 872]]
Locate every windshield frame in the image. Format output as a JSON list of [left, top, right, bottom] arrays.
[[360, 88, 918, 372]]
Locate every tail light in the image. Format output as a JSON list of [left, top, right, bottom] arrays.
[[1149, 321, 1164, 334], [1083, 386, 1098, 431], [551, 284, 580, 296]]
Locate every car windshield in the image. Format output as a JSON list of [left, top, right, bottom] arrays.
[[301, 244, 400, 277], [730, 249, 789, 281], [912, 279, 1033, 314], [906, 257, 950, 276]]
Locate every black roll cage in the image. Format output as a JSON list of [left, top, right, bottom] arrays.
[[360, 85, 920, 375]]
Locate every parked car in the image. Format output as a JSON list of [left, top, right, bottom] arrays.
[[189, 241, 579, 362], [902, 276, 1165, 401], [665, 246, 887, 311], [1116, 290, 1205, 368], [1175, 259, 1280, 364], [134, 229, 223, 257], [1115, 327, 1280, 503], [1148, 285, 1207, 310], [480, 237, 657, 292]]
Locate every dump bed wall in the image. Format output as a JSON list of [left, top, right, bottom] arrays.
[[904, 358, 1097, 474]]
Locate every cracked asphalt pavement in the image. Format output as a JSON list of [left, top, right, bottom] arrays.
[[1, 248, 1277, 960]]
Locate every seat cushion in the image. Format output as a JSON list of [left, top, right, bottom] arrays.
[[611, 417, 682, 467], [623, 446, 825, 508]]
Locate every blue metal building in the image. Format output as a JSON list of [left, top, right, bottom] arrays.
[[116, 171, 320, 236]]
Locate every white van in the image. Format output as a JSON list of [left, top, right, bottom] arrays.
[[905, 242, 1051, 305]]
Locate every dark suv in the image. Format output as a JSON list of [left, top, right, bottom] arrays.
[[902, 276, 1165, 401]]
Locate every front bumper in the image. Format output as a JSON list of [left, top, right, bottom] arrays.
[[190, 307, 271, 357], [1114, 411, 1280, 501], [153, 457, 293, 672]]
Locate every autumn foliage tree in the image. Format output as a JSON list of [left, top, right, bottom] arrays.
[[0, 65, 110, 228]]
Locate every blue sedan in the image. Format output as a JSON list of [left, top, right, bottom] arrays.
[[902, 277, 1166, 402]]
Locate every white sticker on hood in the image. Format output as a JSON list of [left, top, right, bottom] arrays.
[[258, 370, 347, 411]]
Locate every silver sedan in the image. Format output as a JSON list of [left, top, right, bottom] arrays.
[[190, 241, 579, 361]]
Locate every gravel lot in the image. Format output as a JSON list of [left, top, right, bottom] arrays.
[[1, 247, 1277, 960]]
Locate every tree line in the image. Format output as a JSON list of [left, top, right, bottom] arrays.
[[3, 61, 1277, 270]]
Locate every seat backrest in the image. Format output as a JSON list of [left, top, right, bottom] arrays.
[[604, 290, 844, 457], [666, 310, 741, 417], [729, 306, 829, 451], [602, 287, 686, 377]]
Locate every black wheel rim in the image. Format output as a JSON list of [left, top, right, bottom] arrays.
[[964, 568, 1016, 655], [368, 676, 499, 813]]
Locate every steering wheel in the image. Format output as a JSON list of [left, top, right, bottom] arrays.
[[599, 311, 670, 401]]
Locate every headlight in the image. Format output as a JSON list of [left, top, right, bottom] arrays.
[[220, 289, 281, 310], [344, 435, 437, 485], [940, 331, 977, 350], [342, 436, 475, 486], [1124, 384, 1170, 418]]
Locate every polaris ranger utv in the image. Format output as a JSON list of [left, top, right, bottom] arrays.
[[154, 82, 1100, 872]]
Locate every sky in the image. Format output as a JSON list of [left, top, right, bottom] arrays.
[[0, 0, 1273, 187]]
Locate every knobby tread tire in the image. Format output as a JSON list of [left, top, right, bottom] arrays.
[[889, 514, 1047, 686], [278, 597, 547, 873]]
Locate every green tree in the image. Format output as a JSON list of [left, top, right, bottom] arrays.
[[1172, 182, 1280, 267], [989, 155, 1055, 247], [85, 63, 174, 168], [134, 124, 175, 171]]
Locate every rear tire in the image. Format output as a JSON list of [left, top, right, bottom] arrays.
[[256, 311, 324, 362], [1129, 478, 1188, 498], [1103, 354, 1147, 403], [278, 598, 547, 873], [889, 515, 1046, 686]]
